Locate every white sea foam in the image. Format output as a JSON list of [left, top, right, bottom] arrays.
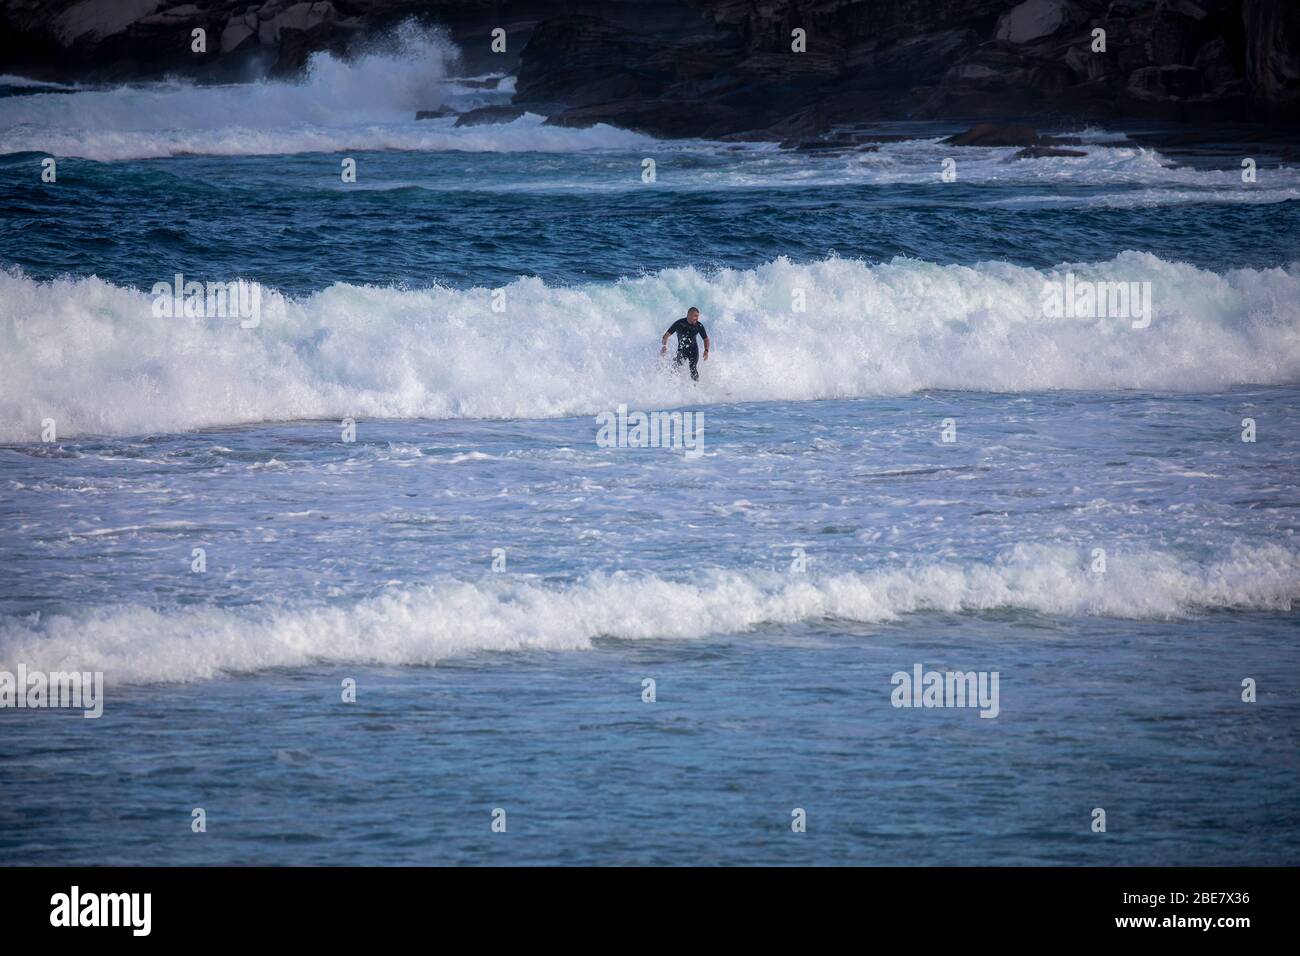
[[2, 252, 1298, 441], [0, 74, 80, 91], [0, 25, 657, 160], [1, 543, 1294, 684], [1, 25, 458, 127], [1057, 126, 1135, 144], [821, 137, 1300, 200]]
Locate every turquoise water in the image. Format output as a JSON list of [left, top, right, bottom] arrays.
[[0, 39, 1298, 865]]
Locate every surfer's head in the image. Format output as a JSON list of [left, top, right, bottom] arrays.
[[686, 307, 700, 324]]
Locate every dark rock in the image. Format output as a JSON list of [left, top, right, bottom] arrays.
[[1014, 145, 1088, 158], [544, 99, 747, 138], [942, 123, 1042, 147], [514, 16, 679, 109], [270, 19, 357, 78], [1127, 124, 1300, 153], [786, 138, 880, 155], [415, 108, 457, 120], [0, 0, 1294, 136], [1244, 0, 1300, 117], [840, 29, 981, 92], [516, 5, 1008, 138], [919, 42, 1079, 119], [1146, 1, 1204, 67], [1128, 65, 1206, 100], [1193, 36, 1237, 91], [542, 112, 599, 130], [995, 0, 1089, 45], [757, 92, 902, 141], [453, 106, 526, 127], [1062, 30, 1118, 84]]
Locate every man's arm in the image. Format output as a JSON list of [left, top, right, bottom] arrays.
[[660, 322, 676, 356], [702, 329, 710, 360]]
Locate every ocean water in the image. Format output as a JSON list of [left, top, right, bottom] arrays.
[[1, 30, 1298, 865]]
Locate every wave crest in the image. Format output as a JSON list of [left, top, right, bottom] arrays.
[[2, 252, 1299, 440], [1, 543, 1294, 684]]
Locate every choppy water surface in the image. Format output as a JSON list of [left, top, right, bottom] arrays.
[[1, 29, 1297, 865]]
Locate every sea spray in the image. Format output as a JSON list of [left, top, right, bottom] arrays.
[[2, 252, 1298, 441], [0, 22, 657, 161]]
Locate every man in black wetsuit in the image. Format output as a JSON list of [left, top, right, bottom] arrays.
[[660, 307, 710, 381]]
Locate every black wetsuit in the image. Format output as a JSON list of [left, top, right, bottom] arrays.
[[666, 318, 708, 381]]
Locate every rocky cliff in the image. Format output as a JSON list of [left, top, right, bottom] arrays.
[[1, 0, 1296, 137]]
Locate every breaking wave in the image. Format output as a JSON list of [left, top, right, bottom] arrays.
[[0, 24, 655, 160], [1, 542, 1294, 684], [1, 251, 1298, 441]]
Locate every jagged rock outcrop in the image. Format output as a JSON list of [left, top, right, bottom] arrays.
[[1, 0, 1296, 138], [996, 0, 1089, 43], [1243, 0, 1300, 115], [453, 104, 525, 126], [515, 0, 1296, 136], [943, 122, 1046, 146]]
